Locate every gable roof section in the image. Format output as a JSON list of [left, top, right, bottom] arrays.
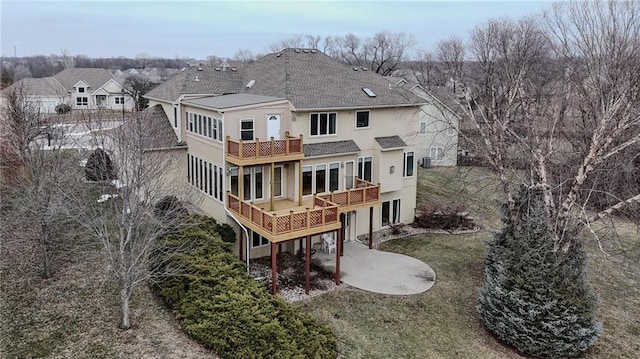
[[242, 49, 424, 110], [145, 67, 243, 102], [375, 135, 407, 150], [120, 104, 179, 149], [54, 68, 120, 91], [3, 77, 66, 96], [182, 93, 287, 110], [303, 140, 361, 158]]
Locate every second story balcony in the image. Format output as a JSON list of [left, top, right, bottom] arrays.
[[226, 132, 304, 166]]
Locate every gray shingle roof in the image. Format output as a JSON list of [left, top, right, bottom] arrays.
[[375, 135, 407, 149], [145, 67, 243, 102], [4, 77, 66, 96], [303, 140, 360, 157], [124, 104, 180, 149], [183, 94, 286, 110], [243, 49, 424, 109], [54, 68, 121, 91], [145, 49, 424, 109]]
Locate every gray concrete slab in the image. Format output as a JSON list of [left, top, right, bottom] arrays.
[[313, 240, 436, 295]]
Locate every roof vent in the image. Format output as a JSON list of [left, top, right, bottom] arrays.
[[353, 67, 359, 71], [294, 48, 301, 53], [362, 88, 376, 97], [215, 67, 221, 71], [231, 67, 237, 72], [361, 67, 368, 71], [276, 53, 282, 57], [310, 49, 316, 53], [246, 79, 255, 88], [194, 76, 200, 82], [303, 49, 310, 53]]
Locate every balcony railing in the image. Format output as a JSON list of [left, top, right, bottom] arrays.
[[226, 132, 303, 165], [227, 192, 339, 240], [316, 179, 381, 209]]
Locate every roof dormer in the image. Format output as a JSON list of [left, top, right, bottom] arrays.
[[74, 80, 89, 93]]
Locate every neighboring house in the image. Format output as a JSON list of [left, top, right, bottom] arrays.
[[145, 49, 424, 273], [3, 68, 134, 113], [387, 77, 459, 167]]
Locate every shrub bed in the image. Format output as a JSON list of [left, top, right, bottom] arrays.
[[414, 203, 478, 231], [152, 216, 337, 359]]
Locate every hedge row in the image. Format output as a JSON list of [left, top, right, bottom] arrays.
[[152, 216, 337, 359]]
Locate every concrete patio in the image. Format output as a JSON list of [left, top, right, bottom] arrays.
[[313, 240, 436, 295]]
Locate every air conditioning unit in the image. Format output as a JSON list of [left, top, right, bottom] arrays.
[[421, 157, 432, 168]]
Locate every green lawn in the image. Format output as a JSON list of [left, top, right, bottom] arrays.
[[301, 167, 640, 359]]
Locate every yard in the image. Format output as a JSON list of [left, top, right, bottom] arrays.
[[1, 166, 638, 358], [301, 167, 640, 358]]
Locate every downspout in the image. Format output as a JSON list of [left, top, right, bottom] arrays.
[[219, 109, 251, 272]]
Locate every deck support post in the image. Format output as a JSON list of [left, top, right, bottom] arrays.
[[271, 241, 277, 295], [305, 235, 311, 294], [277, 243, 282, 274], [340, 214, 345, 257], [335, 228, 341, 285], [369, 206, 374, 249]]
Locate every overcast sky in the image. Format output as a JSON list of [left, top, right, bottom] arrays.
[[1, 0, 554, 60]]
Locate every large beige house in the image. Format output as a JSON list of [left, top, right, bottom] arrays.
[[145, 49, 427, 291], [3, 68, 134, 113]]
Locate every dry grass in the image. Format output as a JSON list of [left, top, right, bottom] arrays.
[[0, 222, 214, 358], [300, 166, 640, 359]]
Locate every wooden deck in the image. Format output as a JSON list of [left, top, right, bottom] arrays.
[[226, 179, 381, 243]]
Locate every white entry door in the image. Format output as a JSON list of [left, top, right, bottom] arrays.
[[267, 114, 281, 139]]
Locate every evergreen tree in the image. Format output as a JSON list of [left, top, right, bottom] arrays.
[[477, 186, 601, 358], [85, 148, 115, 181]]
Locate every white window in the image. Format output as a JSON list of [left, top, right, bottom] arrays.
[[357, 156, 372, 182], [344, 161, 354, 189], [419, 120, 427, 135], [403, 151, 414, 177], [310, 112, 337, 136], [430, 147, 444, 162], [355, 110, 369, 128], [240, 119, 254, 141], [115, 97, 124, 104], [185, 111, 222, 141], [187, 153, 223, 202], [315, 164, 326, 194], [329, 163, 339, 192], [76, 97, 88, 106], [302, 165, 313, 196], [273, 166, 283, 197], [381, 199, 401, 227], [78, 87, 85, 93], [251, 231, 269, 248], [229, 166, 264, 201]]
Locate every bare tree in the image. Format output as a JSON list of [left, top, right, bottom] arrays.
[[232, 49, 258, 63], [1, 84, 77, 278], [63, 110, 200, 329], [332, 31, 416, 75]]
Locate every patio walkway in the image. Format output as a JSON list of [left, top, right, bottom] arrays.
[[314, 240, 436, 295]]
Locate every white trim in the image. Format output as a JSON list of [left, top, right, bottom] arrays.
[[355, 110, 370, 129]]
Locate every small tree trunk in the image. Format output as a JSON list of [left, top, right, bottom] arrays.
[[42, 226, 52, 279], [119, 286, 131, 329]]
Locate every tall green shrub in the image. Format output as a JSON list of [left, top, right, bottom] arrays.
[[477, 186, 601, 358], [152, 216, 337, 359]]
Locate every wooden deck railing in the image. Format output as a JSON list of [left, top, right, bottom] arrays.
[[316, 179, 381, 208], [226, 132, 303, 161], [227, 193, 339, 236]]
